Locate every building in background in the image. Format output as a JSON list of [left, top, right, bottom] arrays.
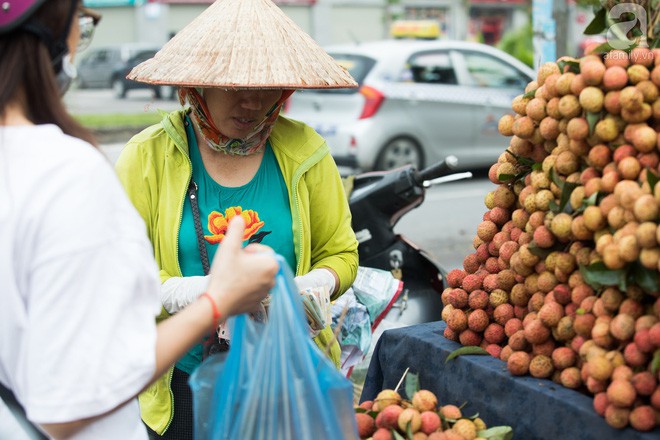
[[83, 0, 595, 67]]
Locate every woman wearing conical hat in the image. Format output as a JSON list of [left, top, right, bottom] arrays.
[[114, 0, 359, 437]]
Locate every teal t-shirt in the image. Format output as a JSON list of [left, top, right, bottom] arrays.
[[175, 116, 296, 374]]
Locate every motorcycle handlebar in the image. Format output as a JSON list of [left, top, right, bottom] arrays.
[[415, 155, 458, 184]]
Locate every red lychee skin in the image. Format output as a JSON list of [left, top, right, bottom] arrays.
[[467, 309, 489, 332], [508, 330, 529, 351], [629, 405, 656, 432], [477, 220, 499, 242], [486, 343, 502, 358], [372, 428, 394, 440], [633, 328, 654, 353], [447, 289, 469, 309], [356, 412, 376, 438], [631, 371, 657, 396], [468, 289, 489, 310], [652, 387, 660, 410], [552, 284, 572, 305], [538, 301, 564, 327], [375, 405, 404, 430], [623, 342, 648, 367], [459, 329, 482, 346], [605, 404, 630, 429], [443, 326, 458, 342], [551, 346, 577, 370], [461, 274, 483, 293], [463, 253, 480, 274], [560, 366, 582, 389], [493, 303, 514, 326], [476, 243, 490, 263], [507, 351, 531, 376], [607, 379, 637, 408], [524, 318, 551, 344], [419, 411, 442, 435], [446, 269, 467, 288], [533, 225, 556, 248], [484, 323, 505, 345], [446, 309, 468, 332], [489, 206, 511, 226], [359, 400, 373, 410], [505, 318, 524, 337], [532, 339, 556, 357], [649, 322, 660, 347], [593, 392, 609, 416]]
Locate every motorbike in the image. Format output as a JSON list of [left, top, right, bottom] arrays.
[[347, 155, 472, 326]]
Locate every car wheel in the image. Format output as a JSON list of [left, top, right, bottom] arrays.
[[374, 137, 424, 171], [112, 78, 126, 99]]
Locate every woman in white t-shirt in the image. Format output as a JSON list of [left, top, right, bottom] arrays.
[[0, 1, 278, 439]]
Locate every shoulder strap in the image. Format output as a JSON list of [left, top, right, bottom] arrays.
[[187, 179, 211, 275]]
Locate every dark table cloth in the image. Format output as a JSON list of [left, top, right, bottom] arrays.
[[360, 321, 659, 440]]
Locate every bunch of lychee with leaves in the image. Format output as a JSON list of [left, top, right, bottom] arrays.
[[441, 46, 660, 432], [354, 372, 512, 440]]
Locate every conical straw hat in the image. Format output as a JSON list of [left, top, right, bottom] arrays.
[[128, 0, 357, 89]]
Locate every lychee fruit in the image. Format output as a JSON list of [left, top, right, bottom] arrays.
[[411, 390, 438, 413]]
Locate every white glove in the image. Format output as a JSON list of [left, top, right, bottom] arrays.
[[161, 275, 210, 314], [294, 268, 336, 295]]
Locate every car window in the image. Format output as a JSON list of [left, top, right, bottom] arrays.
[[131, 50, 157, 64], [404, 51, 457, 85], [304, 53, 376, 94], [461, 51, 529, 88]]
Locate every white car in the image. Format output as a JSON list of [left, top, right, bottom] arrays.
[[284, 39, 535, 172]]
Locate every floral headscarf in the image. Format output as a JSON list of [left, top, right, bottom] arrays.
[[179, 87, 294, 156]]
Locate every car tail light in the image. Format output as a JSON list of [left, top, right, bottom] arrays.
[[358, 85, 384, 119]]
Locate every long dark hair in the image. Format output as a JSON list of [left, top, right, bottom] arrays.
[[0, 0, 96, 146]]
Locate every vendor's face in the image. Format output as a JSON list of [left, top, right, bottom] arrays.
[[204, 88, 283, 140]]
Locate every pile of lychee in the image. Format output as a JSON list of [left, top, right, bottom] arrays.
[[441, 46, 660, 432], [355, 388, 502, 440]]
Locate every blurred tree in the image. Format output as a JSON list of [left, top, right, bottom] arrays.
[[497, 22, 534, 68]]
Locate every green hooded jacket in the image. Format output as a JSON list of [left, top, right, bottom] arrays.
[[115, 110, 358, 434]]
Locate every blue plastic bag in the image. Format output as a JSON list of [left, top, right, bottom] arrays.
[[190, 255, 359, 440]]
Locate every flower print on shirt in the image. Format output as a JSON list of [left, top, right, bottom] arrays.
[[204, 206, 271, 244]]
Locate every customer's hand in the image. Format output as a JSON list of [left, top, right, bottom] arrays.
[[207, 216, 278, 318]]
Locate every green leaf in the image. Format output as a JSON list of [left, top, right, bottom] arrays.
[[531, 162, 542, 171], [584, 8, 607, 35], [590, 42, 616, 55], [557, 178, 579, 213], [405, 371, 420, 400], [647, 169, 659, 195], [528, 241, 557, 259], [586, 111, 602, 137], [579, 262, 628, 291], [652, 350, 660, 376], [523, 89, 536, 99], [406, 420, 414, 439], [392, 430, 406, 440], [478, 426, 514, 440], [498, 173, 515, 183], [557, 59, 580, 74], [446, 346, 489, 363], [651, 37, 660, 50], [629, 262, 660, 295]]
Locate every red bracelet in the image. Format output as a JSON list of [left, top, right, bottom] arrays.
[[201, 292, 221, 328]]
